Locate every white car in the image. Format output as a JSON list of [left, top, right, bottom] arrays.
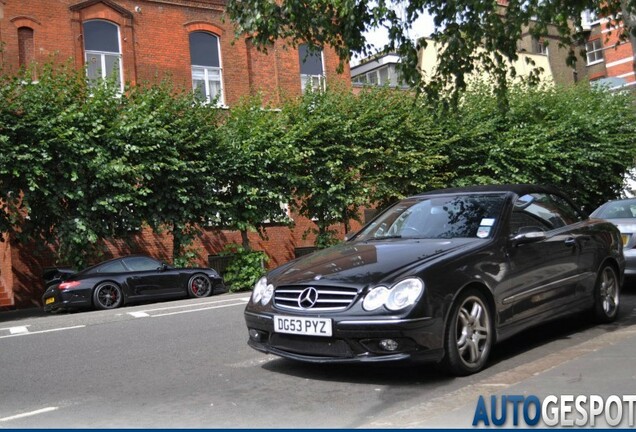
[[591, 198, 636, 277]]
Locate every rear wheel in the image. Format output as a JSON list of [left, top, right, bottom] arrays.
[[93, 282, 123, 310], [592, 265, 620, 323], [188, 274, 212, 298], [443, 289, 493, 376]]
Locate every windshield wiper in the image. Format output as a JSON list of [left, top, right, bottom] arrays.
[[369, 235, 402, 240]]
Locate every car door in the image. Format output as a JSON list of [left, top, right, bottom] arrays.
[[498, 193, 586, 324], [123, 257, 182, 298]]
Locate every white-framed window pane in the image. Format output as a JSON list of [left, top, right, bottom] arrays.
[[83, 20, 123, 90], [586, 39, 603, 64], [193, 78, 206, 100], [208, 80, 221, 100], [378, 67, 389, 84], [192, 66, 223, 104], [301, 74, 324, 92], [86, 53, 101, 81], [189, 32, 224, 105], [105, 54, 121, 82]]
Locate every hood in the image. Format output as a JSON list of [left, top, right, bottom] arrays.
[[270, 238, 485, 287]]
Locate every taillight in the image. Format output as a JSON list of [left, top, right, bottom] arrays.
[[58, 281, 81, 290]]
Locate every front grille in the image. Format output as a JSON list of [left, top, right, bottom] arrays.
[[270, 334, 353, 358], [274, 285, 358, 311]]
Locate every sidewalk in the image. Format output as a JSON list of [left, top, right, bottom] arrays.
[[0, 306, 49, 323], [365, 321, 636, 428]]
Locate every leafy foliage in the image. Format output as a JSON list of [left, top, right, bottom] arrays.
[[1, 62, 634, 268], [216, 95, 297, 250], [443, 81, 636, 211], [220, 244, 269, 292], [109, 80, 222, 262], [0, 64, 222, 267], [227, 0, 636, 104], [0, 63, 143, 267]]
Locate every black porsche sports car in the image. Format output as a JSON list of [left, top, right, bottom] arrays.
[[43, 255, 226, 312], [244, 185, 624, 375]]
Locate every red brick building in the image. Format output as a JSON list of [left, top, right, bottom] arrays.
[[580, 11, 636, 89], [0, 0, 353, 309]]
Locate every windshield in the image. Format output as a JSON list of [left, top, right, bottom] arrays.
[[356, 194, 507, 241]]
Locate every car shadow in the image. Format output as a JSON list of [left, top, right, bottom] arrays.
[[261, 357, 452, 386]]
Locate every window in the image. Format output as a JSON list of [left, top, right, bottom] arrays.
[[586, 39, 604, 65], [83, 20, 123, 90], [353, 65, 391, 86], [511, 193, 583, 234], [189, 32, 224, 105], [298, 44, 325, 92], [123, 257, 163, 272], [532, 38, 548, 56], [94, 260, 127, 273], [581, 9, 600, 28], [18, 27, 34, 68]]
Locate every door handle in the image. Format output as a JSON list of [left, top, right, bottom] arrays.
[[564, 237, 577, 247]]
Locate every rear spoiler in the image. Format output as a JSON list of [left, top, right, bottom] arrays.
[[42, 267, 77, 288]]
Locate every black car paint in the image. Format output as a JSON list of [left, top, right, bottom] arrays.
[[244, 185, 624, 370], [42, 255, 226, 312]]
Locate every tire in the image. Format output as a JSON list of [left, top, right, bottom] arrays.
[[443, 289, 494, 376], [93, 282, 123, 310], [592, 265, 620, 323], [188, 274, 212, 298]]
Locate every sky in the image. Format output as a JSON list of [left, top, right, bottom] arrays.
[[350, 12, 435, 66]]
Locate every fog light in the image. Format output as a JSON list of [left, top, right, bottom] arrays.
[[249, 329, 262, 342], [379, 339, 399, 352]]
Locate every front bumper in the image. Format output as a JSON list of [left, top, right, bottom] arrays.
[[244, 310, 445, 364], [42, 287, 92, 312]]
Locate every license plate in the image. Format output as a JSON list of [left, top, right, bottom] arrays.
[[273, 315, 332, 337], [622, 234, 631, 246], [45, 297, 55, 305]]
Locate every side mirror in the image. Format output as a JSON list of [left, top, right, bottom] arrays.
[[344, 232, 358, 241], [158, 263, 169, 271]]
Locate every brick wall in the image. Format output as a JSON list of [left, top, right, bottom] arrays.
[[0, 0, 350, 102]]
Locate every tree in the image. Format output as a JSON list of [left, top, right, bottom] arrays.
[[216, 95, 297, 250], [442, 81, 636, 211], [0, 63, 145, 267], [283, 85, 370, 247], [227, 0, 635, 103], [111, 81, 223, 264], [353, 87, 451, 209]]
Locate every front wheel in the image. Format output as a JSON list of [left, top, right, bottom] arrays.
[[443, 289, 493, 376], [93, 282, 123, 310], [592, 265, 620, 323], [188, 274, 212, 298]]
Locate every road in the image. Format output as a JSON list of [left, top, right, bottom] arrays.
[[1, 288, 636, 428]]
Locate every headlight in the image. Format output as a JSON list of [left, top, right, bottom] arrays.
[[252, 276, 274, 306], [362, 278, 424, 312], [386, 278, 423, 311], [252, 277, 268, 304], [362, 286, 389, 311], [261, 282, 274, 306]]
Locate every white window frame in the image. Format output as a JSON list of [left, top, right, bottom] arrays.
[[190, 33, 225, 106], [299, 48, 326, 93], [533, 39, 549, 56], [586, 39, 604, 65], [83, 21, 123, 92], [191, 64, 225, 106]]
